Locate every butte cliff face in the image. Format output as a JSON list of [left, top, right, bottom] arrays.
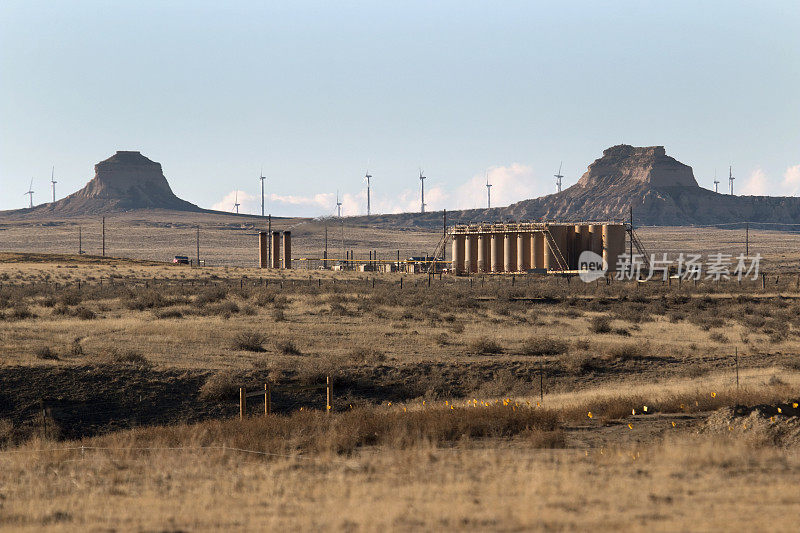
[[355, 144, 800, 228], [34, 151, 200, 215], [498, 144, 800, 225]]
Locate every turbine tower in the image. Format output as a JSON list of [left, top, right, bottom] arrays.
[[486, 172, 492, 209], [50, 167, 57, 203], [233, 190, 240, 214], [419, 169, 427, 213], [259, 168, 266, 217], [728, 166, 735, 195], [554, 162, 564, 193], [365, 170, 372, 216], [24, 178, 34, 208], [713, 169, 719, 193], [336, 190, 342, 218]]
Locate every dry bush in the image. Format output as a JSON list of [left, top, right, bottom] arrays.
[[88, 403, 561, 455], [271, 308, 286, 322], [275, 339, 302, 356], [559, 352, 596, 374], [234, 332, 266, 352], [475, 368, 532, 397], [8, 305, 35, 320], [106, 349, 151, 368], [35, 346, 58, 360], [348, 347, 386, 364], [521, 336, 568, 356], [709, 332, 729, 344], [199, 371, 239, 401], [604, 343, 644, 361], [74, 306, 96, 320], [589, 316, 612, 334], [195, 286, 228, 305], [154, 308, 183, 319], [470, 337, 503, 355]]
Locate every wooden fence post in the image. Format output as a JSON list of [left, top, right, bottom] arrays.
[[326, 376, 332, 414], [239, 387, 246, 420], [265, 383, 271, 416]]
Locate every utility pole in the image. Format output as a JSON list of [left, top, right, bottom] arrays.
[[196, 226, 200, 266], [78, 226, 82, 255], [729, 166, 735, 195], [268, 214, 272, 267], [324, 222, 328, 269], [629, 206, 633, 275], [486, 173, 492, 209], [746, 222, 749, 256], [102, 216, 106, 256]]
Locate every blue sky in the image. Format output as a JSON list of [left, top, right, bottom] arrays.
[[2, 1, 799, 215]]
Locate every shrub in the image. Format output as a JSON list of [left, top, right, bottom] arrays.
[[35, 346, 58, 360], [605, 343, 643, 361], [709, 332, 729, 344], [234, 332, 266, 352], [348, 347, 386, 364], [560, 352, 596, 374], [196, 286, 228, 305], [471, 337, 503, 355], [107, 349, 150, 367], [589, 316, 612, 334], [9, 306, 35, 320], [199, 371, 238, 401], [74, 306, 96, 320], [271, 308, 286, 322], [275, 339, 302, 355], [154, 308, 183, 319], [521, 336, 568, 356]]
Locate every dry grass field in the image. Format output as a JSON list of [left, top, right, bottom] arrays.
[[2, 215, 800, 530]]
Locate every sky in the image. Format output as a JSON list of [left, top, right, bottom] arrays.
[[1, 1, 799, 216]]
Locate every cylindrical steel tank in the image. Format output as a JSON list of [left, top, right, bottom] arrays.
[[477, 234, 488, 272], [491, 233, 504, 272], [451, 234, 466, 274], [466, 235, 479, 273], [575, 224, 591, 268], [544, 225, 563, 271], [602, 224, 626, 271], [517, 232, 531, 272], [589, 224, 603, 256], [532, 232, 545, 269], [259, 231, 269, 269], [282, 231, 291, 269], [271, 231, 281, 269], [504, 233, 517, 272]]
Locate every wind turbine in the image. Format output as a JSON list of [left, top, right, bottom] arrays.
[[729, 166, 735, 195], [364, 169, 372, 216], [233, 190, 240, 214], [50, 167, 57, 203], [336, 190, 342, 218], [419, 169, 427, 213], [24, 178, 34, 208], [259, 168, 267, 217], [486, 172, 492, 209], [713, 169, 719, 193], [554, 162, 564, 193]]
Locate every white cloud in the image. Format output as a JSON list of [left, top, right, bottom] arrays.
[[207, 162, 563, 217], [741, 168, 768, 195], [781, 165, 800, 196], [453, 164, 545, 210], [211, 190, 259, 213]]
